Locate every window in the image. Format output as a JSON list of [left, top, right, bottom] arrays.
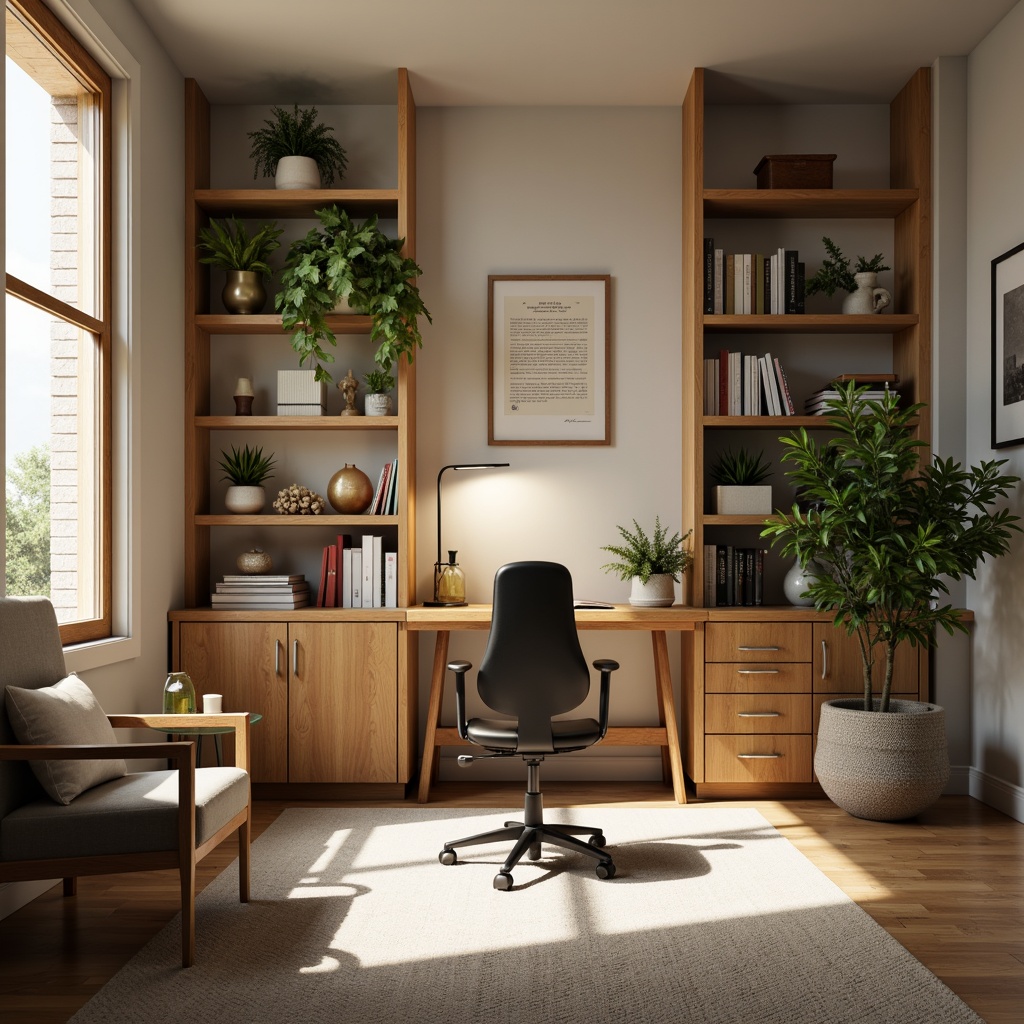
[[5, 0, 111, 643]]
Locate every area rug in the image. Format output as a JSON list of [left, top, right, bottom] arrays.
[[70, 806, 981, 1024]]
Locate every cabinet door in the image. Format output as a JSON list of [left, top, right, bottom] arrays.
[[812, 623, 918, 695], [288, 622, 398, 783], [178, 621, 289, 782]]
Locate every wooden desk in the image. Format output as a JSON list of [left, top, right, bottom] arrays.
[[404, 604, 704, 804]]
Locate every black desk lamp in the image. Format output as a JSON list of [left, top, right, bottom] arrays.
[[425, 462, 509, 606]]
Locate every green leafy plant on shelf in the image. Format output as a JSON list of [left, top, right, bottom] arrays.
[[275, 205, 431, 383], [217, 444, 277, 486], [247, 104, 348, 187], [196, 217, 282, 274], [804, 236, 890, 297], [709, 447, 772, 485], [364, 369, 395, 395], [600, 517, 693, 585], [761, 383, 1021, 712]]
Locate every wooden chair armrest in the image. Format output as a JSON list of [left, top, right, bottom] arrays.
[[108, 712, 251, 772], [0, 741, 192, 763]]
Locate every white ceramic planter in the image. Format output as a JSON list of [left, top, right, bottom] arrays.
[[714, 485, 772, 515], [365, 393, 393, 416], [842, 271, 891, 314], [224, 485, 266, 514], [629, 574, 676, 607], [274, 155, 320, 190]]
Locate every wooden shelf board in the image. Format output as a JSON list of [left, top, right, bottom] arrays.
[[703, 188, 919, 218], [194, 188, 399, 218], [169, 607, 407, 622], [703, 314, 918, 334], [703, 513, 778, 527], [703, 415, 833, 429], [195, 313, 373, 335], [196, 415, 397, 431], [195, 514, 399, 527]]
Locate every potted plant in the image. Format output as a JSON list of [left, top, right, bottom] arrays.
[[276, 205, 431, 383], [247, 104, 348, 190], [363, 369, 395, 417], [709, 446, 772, 515], [804, 236, 892, 314], [197, 216, 282, 314], [762, 383, 1020, 819], [218, 444, 277, 514], [601, 517, 693, 607]]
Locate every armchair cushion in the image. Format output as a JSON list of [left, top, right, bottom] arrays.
[[5, 674, 127, 805]]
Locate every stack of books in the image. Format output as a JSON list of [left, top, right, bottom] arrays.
[[804, 373, 900, 415], [703, 546, 767, 607], [316, 533, 398, 609], [704, 239, 805, 315], [369, 460, 399, 515], [211, 574, 310, 609], [704, 350, 796, 416]]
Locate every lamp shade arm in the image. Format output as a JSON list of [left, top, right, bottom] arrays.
[[593, 658, 620, 740], [448, 659, 473, 740]]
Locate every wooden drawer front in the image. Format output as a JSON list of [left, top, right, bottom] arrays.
[[706, 622, 811, 663], [705, 734, 812, 783], [706, 694, 811, 735], [705, 662, 812, 694]]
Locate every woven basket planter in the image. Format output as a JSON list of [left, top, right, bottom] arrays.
[[814, 698, 949, 821]]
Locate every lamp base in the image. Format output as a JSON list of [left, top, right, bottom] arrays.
[[422, 600, 468, 607]]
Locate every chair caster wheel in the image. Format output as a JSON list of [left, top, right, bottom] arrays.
[[528, 843, 542, 860], [439, 849, 457, 866], [493, 871, 514, 890], [595, 860, 616, 880], [588, 833, 607, 849]]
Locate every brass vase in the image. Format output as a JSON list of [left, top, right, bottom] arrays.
[[327, 464, 373, 514], [222, 270, 266, 314]]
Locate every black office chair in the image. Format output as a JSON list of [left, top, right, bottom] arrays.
[[437, 561, 620, 890]]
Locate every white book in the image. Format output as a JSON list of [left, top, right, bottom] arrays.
[[742, 254, 752, 315], [341, 547, 353, 608], [361, 535, 374, 608], [733, 256, 743, 317], [730, 351, 742, 415], [759, 354, 780, 416], [384, 551, 398, 608], [775, 247, 786, 314], [372, 535, 383, 608], [350, 549, 362, 608]]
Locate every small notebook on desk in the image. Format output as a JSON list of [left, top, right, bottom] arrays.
[[573, 599, 614, 609]]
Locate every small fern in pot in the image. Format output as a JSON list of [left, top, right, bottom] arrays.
[[247, 104, 348, 189], [601, 517, 693, 606]]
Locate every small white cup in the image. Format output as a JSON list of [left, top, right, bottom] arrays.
[[203, 693, 223, 715]]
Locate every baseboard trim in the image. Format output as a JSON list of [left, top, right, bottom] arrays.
[[945, 763, 972, 795], [968, 767, 1024, 824]]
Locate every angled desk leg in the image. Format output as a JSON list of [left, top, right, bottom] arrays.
[[418, 630, 450, 803], [652, 630, 687, 804]]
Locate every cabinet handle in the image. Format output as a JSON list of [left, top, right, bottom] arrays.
[[737, 752, 782, 759], [821, 640, 828, 680], [275, 639, 281, 675], [292, 639, 299, 675], [737, 669, 779, 675], [737, 711, 781, 718], [737, 645, 779, 652]]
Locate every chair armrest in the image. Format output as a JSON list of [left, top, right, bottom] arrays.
[[446, 661, 473, 741], [109, 712, 251, 772], [0, 740, 192, 763], [592, 659, 619, 741]]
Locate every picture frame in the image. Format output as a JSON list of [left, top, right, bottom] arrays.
[[991, 241, 1024, 448], [488, 274, 611, 445]]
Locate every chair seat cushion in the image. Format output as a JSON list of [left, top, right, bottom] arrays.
[[467, 716, 601, 752], [0, 767, 248, 862]]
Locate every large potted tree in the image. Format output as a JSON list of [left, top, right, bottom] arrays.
[[762, 384, 1020, 820]]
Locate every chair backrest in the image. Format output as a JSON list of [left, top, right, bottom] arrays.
[[477, 562, 589, 752], [0, 597, 69, 816]]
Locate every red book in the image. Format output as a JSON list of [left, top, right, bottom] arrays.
[[325, 544, 338, 607], [316, 545, 330, 607]]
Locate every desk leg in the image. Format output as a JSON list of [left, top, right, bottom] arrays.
[[418, 630, 450, 803], [651, 630, 687, 804]]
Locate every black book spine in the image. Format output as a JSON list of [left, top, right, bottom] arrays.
[[795, 261, 805, 314], [704, 237, 714, 315], [785, 250, 798, 314]]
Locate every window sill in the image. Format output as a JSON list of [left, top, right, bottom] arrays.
[[64, 633, 140, 673]]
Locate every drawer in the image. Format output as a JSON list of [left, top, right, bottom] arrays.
[[706, 694, 811, 734], [706, 622, 811, 663], [705, 734, 812, 783], [705, 662, 812, 693]]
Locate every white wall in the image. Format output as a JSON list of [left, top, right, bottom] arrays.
[[416, 107, 683, 780], [965, 0, 1024, 822]]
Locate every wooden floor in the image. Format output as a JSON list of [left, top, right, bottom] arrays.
[[1, 786, 1022, 1023]]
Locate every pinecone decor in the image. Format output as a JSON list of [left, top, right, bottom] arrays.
[[272, 483, 327, 515]]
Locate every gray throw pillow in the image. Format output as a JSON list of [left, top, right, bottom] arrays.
[[5, 673, 127, 805]]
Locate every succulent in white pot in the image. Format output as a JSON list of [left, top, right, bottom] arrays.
[[709, 446, 773, 515], [218, 444, 276, 514], [363, 369, 395, 417]]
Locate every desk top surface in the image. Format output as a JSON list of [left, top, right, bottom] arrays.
[[404, 603, 703, 631]]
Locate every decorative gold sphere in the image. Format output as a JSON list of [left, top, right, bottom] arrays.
[[236, 548, 273, 574], [327, 464, 373, 514]]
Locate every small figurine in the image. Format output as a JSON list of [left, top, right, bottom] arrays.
[[338, 368, 361, 416]]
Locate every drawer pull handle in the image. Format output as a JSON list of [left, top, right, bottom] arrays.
[[737, 711, 781, 718], [738, 645, 779, 652], [275, 639, 281, 675], [737, 669, 780, 675], [737, 752, 782, 759], [292, 639, 299, 675], [821, 640, 828, 680]]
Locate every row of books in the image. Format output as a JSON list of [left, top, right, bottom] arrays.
[[703, 546, 767, 607], [211, 574, 311, 609], [316, 534, 398, 609], [803, 374, 899, 415], [370, 460, 399, 516], [704, 350, 796, 416], [703, 240, 805, 315]]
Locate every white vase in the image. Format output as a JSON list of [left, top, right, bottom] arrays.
[[224, 485, 265, 514], [274, 155, 320, 190], [629, 574, 676, 607], [364, 393, 393, 416], [842, 271, 891, 314], [783, 557, 817, 606]]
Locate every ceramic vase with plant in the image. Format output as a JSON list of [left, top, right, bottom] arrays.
[[197, 217, 282, 314], [804, 236, 891, 313], [276, 205, 431, 384], [363, 369, 395, 416], [710, 447, 773, 515], [247, 104, 348, 190], [218, 443, 277, 514], [601, 517, 693, 606], [762, 383, 1021, 819]]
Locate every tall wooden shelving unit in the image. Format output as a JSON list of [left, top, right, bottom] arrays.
[[681, 68, 932, 797], [169, 72, 419, 796]]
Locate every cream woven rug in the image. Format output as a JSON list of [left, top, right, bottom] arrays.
[[71, 806, 981, 1024]]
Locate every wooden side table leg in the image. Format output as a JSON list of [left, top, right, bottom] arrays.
[[652, 630, 687, 804], [417, 631, 450, 803]]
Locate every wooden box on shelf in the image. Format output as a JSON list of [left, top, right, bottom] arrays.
[[753, 154, 836, 189]]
